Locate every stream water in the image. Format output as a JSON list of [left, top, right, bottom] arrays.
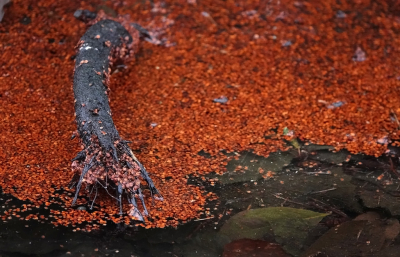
[[1, 142, 400, 257]]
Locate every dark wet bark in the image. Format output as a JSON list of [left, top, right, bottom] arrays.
[[70, 19, 162, 221]]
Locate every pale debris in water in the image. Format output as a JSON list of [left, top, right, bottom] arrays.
[[352, 47, 367, 62], [0, 0, 9, 22]]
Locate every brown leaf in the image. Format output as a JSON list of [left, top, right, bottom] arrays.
[[222, 239, 290, 257]]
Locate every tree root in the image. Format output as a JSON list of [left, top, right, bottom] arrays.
[[70, 18, 162, 221]]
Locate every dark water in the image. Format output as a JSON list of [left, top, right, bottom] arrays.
[[2, 142, 400, 257]]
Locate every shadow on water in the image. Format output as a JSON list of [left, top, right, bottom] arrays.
[[2, 142, 400, 256]]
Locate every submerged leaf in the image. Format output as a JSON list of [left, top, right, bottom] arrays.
[[220, 207, 328, 255], [222, 239, 290, 257]]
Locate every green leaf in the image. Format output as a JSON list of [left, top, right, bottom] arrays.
[[283, 127, 289, 135]]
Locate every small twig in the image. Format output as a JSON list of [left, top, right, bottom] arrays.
[[308, 198, 348, 218], [388, 158, 400, 178], [193, 217, 214, 221], [272, 193, 307, 206], [214, 207, 226, 226], [308, 188, 337, 195], [356, 229, 363, 240], [304, 170, 332, 175], [90, 185, 98, 210], [186, 223, 204, 239], [390, 109, 400, 130], [201, 11, 217, 25]]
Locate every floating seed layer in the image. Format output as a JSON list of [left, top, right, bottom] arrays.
[[0, 0, 399, 228]]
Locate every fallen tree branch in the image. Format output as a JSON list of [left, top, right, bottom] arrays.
[[70, 16, 162, 221]]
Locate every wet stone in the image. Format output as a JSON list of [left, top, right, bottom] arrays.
[[301, 218, 398, 257], [219, 207, 328, 256], [359, 190, 400, 216]]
